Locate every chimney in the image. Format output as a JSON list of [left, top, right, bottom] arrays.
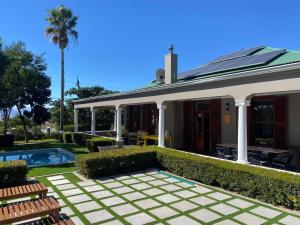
[[164, 44, 177, 84]]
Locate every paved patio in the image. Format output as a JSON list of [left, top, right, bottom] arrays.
[[3, 170, 300, 225]]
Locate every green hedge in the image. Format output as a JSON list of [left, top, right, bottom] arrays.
[[63, 132, 73, 143], [76, 147, 158, 178], [0, 160, 28, 187], [71, 132, 92, 146], [86, 137, 116, 152], [0, 134, 14, 147], [154, 147, 300, 209]]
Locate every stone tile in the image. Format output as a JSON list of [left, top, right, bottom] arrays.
[[138, 176, 156, 182], [234, 212, 267, 225], [61, 206, 74, 216], [121, 178, 141, 185], [97, 178, 116, 184], [160, 184, 182, 192], [279, 215, 300, 225], [131, 173, 147, 178], [142, 188, 165, 196], [48, 187, 54, 193], [61, 188, 84, 197], [115, 175, 131, 180], [48, 192, 60, 199], [210, 203, 239, 215], [153, 173, 168, 179], [190, 208, 221, 223], [207, 192, 232, 200], [57, 199, 66, 207], [111, 203, 139, 216], [113, 186, 134, 194], [67, 194, 91, 204], [191, 186, 213, 194], [104, 181, 124, 189], [56, 183, 76, 191], [84, 209, 113, 223], [149, 206, 178, 219], [131, 183, 152, 190], [155, 194, 180, 204], [250, 206, 282, 219], [70, 216, 85, 225], [149, 179, 168, 186], [170, 200, 198, 212], [226, 198, 254, 209], [176, 182, 194, 188], [101, 220, 124, 225], [77, 180, 96, 187], [47, 175, 65, 181], [7, 197, 31, 204], [82, 185, 104, 192], [91, 190, 113, 199], [164, 177, 180, 183], [123, 192, 147, 201], [173, 190, 198, 198], [75, 201, 101, 212], [51, 179, 70, 185], [125, 212, 156, 225], [101, 196, 125, 206], [190, 196, 216, 206], [134, 198, 161, 209], [213, 219, 240, 225], [167, 215, 200, 225]]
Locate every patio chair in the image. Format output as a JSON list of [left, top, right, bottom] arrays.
[[136, 130, 148, 146], [270, 153, 295, 171], [0, 197, 61, 225], [216, 147, 233, 160], [248, 152, 269, 166], [0, 182, 48, 201]]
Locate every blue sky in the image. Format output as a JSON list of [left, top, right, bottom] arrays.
[[1, 0, 300, 100]]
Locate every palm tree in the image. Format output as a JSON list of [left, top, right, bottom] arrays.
[[45, 5, 78, 131]]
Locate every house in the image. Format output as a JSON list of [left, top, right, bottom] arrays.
[[72, 45, 300, 167]]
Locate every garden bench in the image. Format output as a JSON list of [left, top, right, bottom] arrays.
[[0, 183, 48, 201], [0, 196, 61, 225]]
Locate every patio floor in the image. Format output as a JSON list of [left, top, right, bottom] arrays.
[[5, 170, 300, 225]]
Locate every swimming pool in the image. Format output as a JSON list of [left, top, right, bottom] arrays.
[[0, 148, 75, 167]]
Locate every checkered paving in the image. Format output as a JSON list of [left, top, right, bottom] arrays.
[[13, 170, 299, 225]]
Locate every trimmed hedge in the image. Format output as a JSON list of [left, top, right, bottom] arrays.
[[154, 147, 300, 209], [63, 132, 73, 143], [86, 137, 116, 152], [76, 147, 158, 178], [0, 134, 14, 147], [0, 160, 28, 187], [71, 132, 92, 146]]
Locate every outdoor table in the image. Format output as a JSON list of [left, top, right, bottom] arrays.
[[143, 135, 172, 147], [216, 143, 290, 154]]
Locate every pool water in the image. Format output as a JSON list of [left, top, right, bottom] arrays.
[[0, 148, 75, 167]]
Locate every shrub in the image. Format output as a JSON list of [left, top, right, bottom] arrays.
[[0, 134, 14, 147], [72, 132, 92, 146], [86, 137, 116, 152], [63, 132, 73, 143], [76, 147, 158, 178], [0, 160, 28, 187], [154, 147, 300, 209]]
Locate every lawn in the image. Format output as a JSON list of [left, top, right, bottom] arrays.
[[0, 139, 89, 177]]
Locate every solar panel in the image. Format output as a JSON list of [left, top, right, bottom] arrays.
[[179, 49, 286, 79], [208, 46, 265, 64]]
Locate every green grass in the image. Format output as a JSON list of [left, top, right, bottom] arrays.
[[0, 139, 89, 177]]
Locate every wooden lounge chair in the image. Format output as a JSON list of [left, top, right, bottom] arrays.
[[0, 183, 48, 201], [0, 197, 61, 225], [52, 219, 75, 225]]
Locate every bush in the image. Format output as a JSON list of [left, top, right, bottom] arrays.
[[72, 132, 92, 146], [154, 147, 300, 209], [76, 147, 158, 178], [86, 137, 116, 152], [0, 160, 28, 187], [0, 134, 14, 147], [63, 132, 73, 143]]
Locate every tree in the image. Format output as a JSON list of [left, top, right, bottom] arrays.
[[4, 42, 51, 142], [45, 5, 79, 131]]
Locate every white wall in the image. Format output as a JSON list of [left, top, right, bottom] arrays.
[[221, 98, 237, 144], [289, 93, 300, 146]]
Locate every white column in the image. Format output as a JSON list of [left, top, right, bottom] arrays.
[[157, 103, 166, 147], [235, 100, 251, 164], [113, 110, 117, 131], [74, 109, 79, 132], [91, 107, 96, 135], [116, 106, 122, 141]]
